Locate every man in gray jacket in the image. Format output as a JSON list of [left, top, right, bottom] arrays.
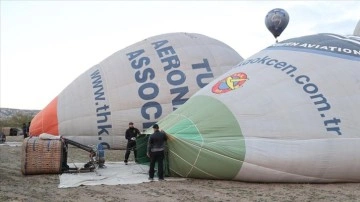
[[147, 124, 167, 181]]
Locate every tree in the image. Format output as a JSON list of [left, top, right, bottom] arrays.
[[0, 112, 34, 128]]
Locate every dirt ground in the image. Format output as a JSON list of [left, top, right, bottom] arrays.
[[1, 136, 360, 202]]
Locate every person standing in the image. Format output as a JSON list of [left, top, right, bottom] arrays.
[[26, 121, 31, 137], [22, 123, 27, 138], [147, 124, 167, 181], [124, 122, 140, 165]]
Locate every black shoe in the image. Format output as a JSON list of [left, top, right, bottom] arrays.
[[148, 177, 154, 181], [159, 178, 165, 181], [124, 161, 128, 165]]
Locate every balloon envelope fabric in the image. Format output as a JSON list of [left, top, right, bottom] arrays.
[[30, 32, 243, 149], [152, 33, 360, 182]]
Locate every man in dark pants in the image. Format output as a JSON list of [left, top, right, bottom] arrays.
[[147, 124, 167, 181], [124, 122, 140, 165], [26, 121, 31, 137], [22, 123, 27, 138]]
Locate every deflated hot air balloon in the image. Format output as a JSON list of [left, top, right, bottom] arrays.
[[30, 32, 243, 149], [265, 8, 289, 42], [150, 33, 360, 182], [354, 19, 360, 36]]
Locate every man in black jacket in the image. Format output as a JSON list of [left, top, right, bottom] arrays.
[[147, 124, 167, 181], [124, 122, 140, 165]]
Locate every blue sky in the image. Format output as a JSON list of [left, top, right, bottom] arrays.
[[1, 1, 359, 110]]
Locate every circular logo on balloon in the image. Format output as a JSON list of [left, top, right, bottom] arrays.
[[212, 72, 248, 94]]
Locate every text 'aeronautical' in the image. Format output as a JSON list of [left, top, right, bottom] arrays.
[[127, 39, 215, 129]]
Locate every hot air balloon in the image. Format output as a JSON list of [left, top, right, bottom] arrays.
[[30, 32, 244, 149], [354, 19, 360, 36], [146, 33, 360, 182], [265, 8, 289, 42]]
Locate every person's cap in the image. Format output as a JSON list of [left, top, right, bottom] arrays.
[[129, 122, 134, 125], [152, 124, 159, 129]]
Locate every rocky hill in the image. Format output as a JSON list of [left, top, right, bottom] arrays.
[[0, 108, 40, 120]]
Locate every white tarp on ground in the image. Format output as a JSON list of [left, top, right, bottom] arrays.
[[59, 161, 184, 188], [0, 142, 23, 147]]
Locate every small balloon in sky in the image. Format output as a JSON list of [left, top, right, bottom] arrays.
[[265, 8, 289, 42]]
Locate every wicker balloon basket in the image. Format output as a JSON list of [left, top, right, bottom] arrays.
[[21, 137, 64, 175]]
